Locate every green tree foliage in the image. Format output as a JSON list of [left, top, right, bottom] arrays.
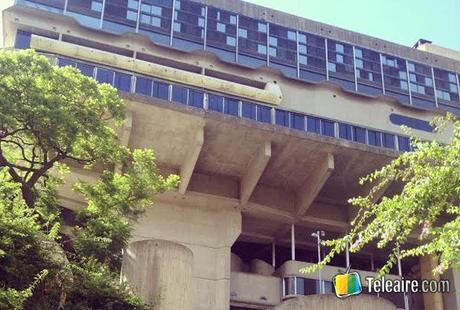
[[0, 50, 179, 309], [301, 115, 460, 277]]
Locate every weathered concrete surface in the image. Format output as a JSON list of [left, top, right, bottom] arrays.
[[121, 239, 193, 310], [419, 255, 444, 310], [273, 294, 397, 310], [250, 259, 275, 276], [230, 271, 281, 307]]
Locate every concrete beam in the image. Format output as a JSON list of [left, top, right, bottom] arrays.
[[240, 141, 271, 206], [348, 180, 393, 222], [295, 153, 335, 216], [178, 127, 204, 194]]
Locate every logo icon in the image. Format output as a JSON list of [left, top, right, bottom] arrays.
[[333, 266, 362, 298]]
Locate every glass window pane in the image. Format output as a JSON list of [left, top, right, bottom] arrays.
[[172, 85, 188, 104], [321, 120, 335, 137], [189, 89, 203, 108], [152, 81, 169, 100], [276, 109, 289, 127], [224, 98, 239, 116], [114, 72, 131, 92], [208, 94, 224, 112], [291, 113, 305, 130], [135, 77, 153, 96], [383, 133, 395, 149], [353, 126, 366, 143], [307, 116, 320, 133], [242, 101, 257, 120], [96, 68, 114, 84], [257, 105, 271, 123]]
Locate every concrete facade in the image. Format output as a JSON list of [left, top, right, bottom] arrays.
[[2, 0, 460, 309]]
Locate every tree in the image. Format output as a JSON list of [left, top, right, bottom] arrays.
[[0, 49, 179, 309], [301, 115, 460, 277]]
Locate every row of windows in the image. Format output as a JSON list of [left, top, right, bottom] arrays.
[[19, 0, 460, 111], [56, 56, 412, 153]]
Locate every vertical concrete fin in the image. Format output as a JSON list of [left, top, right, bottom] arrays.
[[179, 126, 204, 194], [115, 110, 133, 173], [240, 141, 271, 206], [295, 153, 334, 216]]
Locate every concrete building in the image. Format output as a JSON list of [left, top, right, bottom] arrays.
[[1, 0, 460, 309]]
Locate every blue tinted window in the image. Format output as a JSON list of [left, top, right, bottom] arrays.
[[189, 90, 204, 108], [135, 77, 153, 96], [368, 130, 382, 147], [224, 98, 239, 116], [398, 136, 411, 151], [307, 116, 320, 133], [291, 113, 305, 130], [276, 110, 289, 127], [242, 102, 256, 120], [321, 120, 335, 137], [383, 133, 395, 149], [172, 85, 188, 104], [15, 30, 31, 49], [257, 106, 271, 123], [208, 94, 224, 112], [389, 114, 433, 132], [96, 68, 114, 84], [76, 62, 95, 77], [353, 127, 366, 143], [339, 123, 352, 140], [114, 72, 131, 92], [58, 58, 76, 68], [152, 81, 169, 100]]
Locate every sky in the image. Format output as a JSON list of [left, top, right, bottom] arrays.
[[246, 0, 460, 51], [1, 0, 459, 51]]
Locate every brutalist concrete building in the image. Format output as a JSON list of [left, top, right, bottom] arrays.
[[2, 0, 460, 309]]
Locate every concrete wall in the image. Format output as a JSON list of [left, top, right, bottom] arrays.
[[273, 294, 397, 310], [442, 269, 460, 310], [129, 199, 241, 310], [230, 271, 281, 307]]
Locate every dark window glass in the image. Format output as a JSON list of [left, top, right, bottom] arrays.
[[383, 133, 395, 149], [138, 0, 173, 36], [206, 7, 237, 51], [173, 0, 205, 43], [152, 81, 169, 100], [339, 123, 352, 140], [242, 101, 256, 120], [171, 84, 188, 104], [208, 94, 224, 112], [103, 0, 138, 28], [407, 61, 435, 101], [353, 126, 366, 143], [433, 68, 460, 102], [114, 72, 131, 91], [307, 116, 320, 133], [327, 40, 354, 81], [67, 0, 103, 18], [238, 16, 267, 60], [367, 130, 382, 147], [14, 30, 32, 49], [96, 68, 114, 84], [25, 0, 65, 11], [321, 120, 335, 137], [290, 113, 305, 130], [398, 136, 411, 151], [58, 58, 76, 68], [355, 47, 382, 88], [268, 24, 297, 66], [135, 77, 153, 95], [276, 110, 289, 127], [224, 98, 239, 116], [382, 54, 409, 94], [257, 105, 271, 123], [298, 32, 326, 75], [389, 114, 433, 132], [76, 62, 95, 77], [189, 89, 203, 108]]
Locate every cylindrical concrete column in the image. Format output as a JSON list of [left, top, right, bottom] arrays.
[[121, 239, 193, 310], [419, 254, 444, 310]]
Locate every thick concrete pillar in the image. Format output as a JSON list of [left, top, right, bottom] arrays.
[[121, 239, 193, 310], [419, 254, 444, 310]]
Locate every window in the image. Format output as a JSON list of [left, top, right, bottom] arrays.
[[382, 54, 410, 95], [398, 136, 411, 152], [189, 90, 204, 108], [172, 85, 188, 104], [268, 24, 298, 66], [368, 130, 382, 147], [242, 101, 256, 120], [238, 16, 268, 59], [257, 44, 267, 55], [224, 98, 239, 116], [290, 113, 305, 130], [354, 47, 382, 87], [353, 126, 366, 144], [407, 62, 435, 99], [136, 77, 153, 96], [91, 0, 103, 12], [96, 68, 114, 84], [238, 28, 247, 38], [257, 106, 271, 123], [173, 0, 205, 43], [307, 116, 321, 133], [15, 30, 32, 49], [298, 32, 326, 74], [76, 62, 95, 77], [433, 68, 459, 102], [114, 72, 131, 91], [208, 94, 224, 112], [328, 40, 354, 80], [339, 123, 352, 140], [258, 22, 267, 33], [152, 81, 169, 100], [383, 133, 395, 149], [226, 36, 236, 47], [276, 110, 290, 127], [206, 7, 237, 50], [321, 120, 335, 137], [216, 22, 226, 33]]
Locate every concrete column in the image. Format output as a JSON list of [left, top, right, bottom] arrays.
[[121, 239, 193, 310], [419, 254, 444, 310]]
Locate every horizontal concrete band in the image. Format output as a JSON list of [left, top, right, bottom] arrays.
[[30, 35, 283, 106]]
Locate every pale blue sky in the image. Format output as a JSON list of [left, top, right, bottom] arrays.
[[246, 0, 460, 51]]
